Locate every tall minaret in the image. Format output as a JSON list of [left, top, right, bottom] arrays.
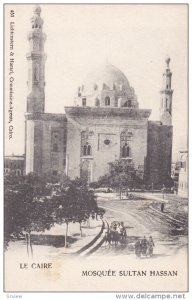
[[160, 57, 173, 126], [25, 6, 47, 175], [26, 6, 46, 113]]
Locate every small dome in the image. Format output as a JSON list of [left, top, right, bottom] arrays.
[[83, 62, 131, 94]]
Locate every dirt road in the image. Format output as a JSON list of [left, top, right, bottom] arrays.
[[94, 195, 188, 257]]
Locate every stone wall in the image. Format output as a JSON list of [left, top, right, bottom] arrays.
[[25, 109, 172, 185], [146, 121, 172, 187], [66, 118, 81, 178], [66, 107, 149, 182], [178, 169, 188, 198], [25, 113, 67, 176], [25, 120, 34, 174]]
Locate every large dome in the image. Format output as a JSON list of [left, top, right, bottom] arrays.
[[75, 62, 138, 108], [83, 63, 131, 94]]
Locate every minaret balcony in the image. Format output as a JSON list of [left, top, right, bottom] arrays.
[[27, 31, 46, 41], [160, 89, 173, 95], [120, 157, 133, 162], [26, 52, 47, 60], [81, 155, 93, 160]]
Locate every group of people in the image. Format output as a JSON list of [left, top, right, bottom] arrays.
[[105, 221, 155, 257], [135, 236, 155, 258]]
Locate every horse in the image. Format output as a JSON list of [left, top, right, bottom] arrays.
[[105, 229, 120, 247], [105, 229, 113, 247]]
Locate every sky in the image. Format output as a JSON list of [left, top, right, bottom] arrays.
[[4, 4, 188, 160]]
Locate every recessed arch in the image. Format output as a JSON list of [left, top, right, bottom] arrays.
[[105, 96, 110, 106], [95, 98, 100, 107]]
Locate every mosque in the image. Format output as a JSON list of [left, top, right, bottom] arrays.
[[25, 6, 173, 186]]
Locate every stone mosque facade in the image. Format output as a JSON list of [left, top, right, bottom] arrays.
[[25, 6, 173, 186]]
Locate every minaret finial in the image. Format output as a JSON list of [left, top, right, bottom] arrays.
[[27, 5, 46, 113], [31, 5, 43, 30], [159, 57, 173, 126], [33, 5, 41, 16], [165, 57, 171, 69]]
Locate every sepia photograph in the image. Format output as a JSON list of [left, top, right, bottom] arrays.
[[4, 4, 188, 292]]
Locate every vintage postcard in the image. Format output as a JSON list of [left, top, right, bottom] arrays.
[[4, 4, 188, 292]]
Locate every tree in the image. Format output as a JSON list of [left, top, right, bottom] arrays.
[[4, 188, 19, 249], [89, 181, 101, 192], [53, 177, 99, 246], [98, 159, 142, 199], [4, 173, 54, 256]]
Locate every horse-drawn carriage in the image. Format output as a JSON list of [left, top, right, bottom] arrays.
[[105, 221, 127, 246]]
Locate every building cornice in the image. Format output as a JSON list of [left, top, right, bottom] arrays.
[[65, 106, 151, 119], [25, 112, 67, 122]]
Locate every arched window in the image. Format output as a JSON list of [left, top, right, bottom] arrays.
[[83, 145, 87, 156], [126, 146, 130, 157], [87, 145, 91, 155], [53, 143, 58, 152], [34, 64, 39, 81], [122, 146, 126, 157], [122, 143, 130, 158], [105, 96, 110, 106], [124, 100, 131, 107], [82, 98, 86, 106], [166, 98, 168, 108], [95, 98, 100, 107], [83, 143, 91, 156], [52, 131, 60, 152]]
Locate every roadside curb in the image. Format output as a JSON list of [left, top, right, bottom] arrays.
[[76, 220, 105, 255], [83, 220, 109, 256], [136, 193, 169, 203]]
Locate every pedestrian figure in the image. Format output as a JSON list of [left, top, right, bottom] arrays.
[[116, 226, 121, 235], [147, 236, 155, 257], [162, 185, 165, 199], [135, 239, 142, 258], [119, 222, 123, 231], [141, 236, 148, 256], [161, 202, 165, 212]]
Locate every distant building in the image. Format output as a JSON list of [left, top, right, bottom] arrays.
[[171, 150, 188, 198], [178, 150, 188, 198], [24, 6, 173, 186], [4, 155, 25, 176], [171, 161, 180, 192]]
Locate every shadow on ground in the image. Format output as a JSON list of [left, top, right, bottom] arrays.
[[31, 234, 77, 248]]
